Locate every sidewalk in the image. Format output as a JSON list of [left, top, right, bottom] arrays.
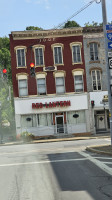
[[0, 133, 110, 146]]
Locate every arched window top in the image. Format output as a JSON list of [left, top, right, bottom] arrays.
[[51, 43, 64, 50], [72, 69, 84, 76], [32, 44, 45, 51], [16, 73, 28, 80], [36, 72, 47, 79], [87, 41, 100, 48], [53, 70, 66, 78], [14, 46, 27, 53], [89, 67, 102, 74]]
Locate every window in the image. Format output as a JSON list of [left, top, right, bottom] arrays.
[[67, 111, 85, 124], [90, 43, 99, 61], [37, 78, 46, 95], [56, 77, 65, 94], [16, 49, 26, 67], [35, 48, 44, 66], [72, 45, 81, 63], [18, 79, 28, 97], [91, 70, 101, 91], [72, 69, 84, 93], [74, 75, 83, 92], [54, 47, 63, 64]]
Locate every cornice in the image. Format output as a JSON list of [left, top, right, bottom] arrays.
[[11, 27, 83, 40]]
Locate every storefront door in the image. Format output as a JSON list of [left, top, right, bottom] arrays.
[[56, 116, 64, 133], [96, 114, 105, 130]]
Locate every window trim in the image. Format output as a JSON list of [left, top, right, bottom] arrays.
[[51, 43, 64, 66], [70, 42, 82, 65], [16, 73, 28, 97], [53, 71, 66, 94], [14, 46, 27, 68], [89, 42, 99, 62], [72, 69, 84, 93], [32, 45, 45, 67], [91, 69, 102, 91], [36, 72, 47, 95]]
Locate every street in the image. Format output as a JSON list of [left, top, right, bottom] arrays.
[[0, 138, 112, 200]]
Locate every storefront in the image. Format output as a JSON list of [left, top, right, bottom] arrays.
[[14, 94, 90, 136], [90, 91, 109, 134]]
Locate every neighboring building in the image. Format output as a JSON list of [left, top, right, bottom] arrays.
[[10, 28, 90, 137], [83, 26, 109, 134]]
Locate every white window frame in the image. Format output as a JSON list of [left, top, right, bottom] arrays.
[[55, 76, 65, 94], [18, 79, 28, 97], [74, 74, 84, 93], [90, 42, 99, 61], [32, 45, 45, 67], [37, 78, 47, 95], [14, 46, 27, 68], [35, 47, 44, 66], [91, 70, 102, 91], [51, 43, 64, 66], [72, 45, 81, 63]]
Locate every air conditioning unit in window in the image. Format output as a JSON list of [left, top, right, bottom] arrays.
[[43, 66, 57, 72]]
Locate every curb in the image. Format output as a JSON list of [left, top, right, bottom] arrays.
[[0, 135, 110, 146], [86, 145, 112, 156]]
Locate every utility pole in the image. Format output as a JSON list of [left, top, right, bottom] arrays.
[[101, 0, 112, 145]]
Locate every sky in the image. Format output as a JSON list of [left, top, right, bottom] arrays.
[[0, 0, 112, 37]]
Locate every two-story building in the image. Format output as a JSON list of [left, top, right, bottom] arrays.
[[10, 28, 90, 137]]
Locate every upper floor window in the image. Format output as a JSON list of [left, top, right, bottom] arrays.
[[72, 69, 84, 93], [91, 70, 101, 91], [32, 45, 45, 67], [16, 73, 28, 97], [70, 42, 82, 64], [90, 42, 99, 61], [51, 43, 64, 65], [14, 46, 27, 68], [53, 71, 66, 94], [36, 72, 47, 95]]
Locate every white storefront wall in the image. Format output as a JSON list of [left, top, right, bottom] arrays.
[[14, 93, 90, 136]]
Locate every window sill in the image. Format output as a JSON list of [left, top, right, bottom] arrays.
[[17, 66, 27, 69], [89, 60, 100, 64], [54, 63, 64, 66], [35, 65, 45, 68], [72, 62, 83, 65]]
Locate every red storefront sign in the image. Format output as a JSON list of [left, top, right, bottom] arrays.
[[32, 100, 71, 109]]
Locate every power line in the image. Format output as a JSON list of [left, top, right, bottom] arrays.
[[54, 0, 97, 29]]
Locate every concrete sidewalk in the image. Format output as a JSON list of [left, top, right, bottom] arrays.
[[0, 133, 110, 146]]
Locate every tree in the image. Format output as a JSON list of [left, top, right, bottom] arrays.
[[63, 20, 80, 28], [26, 26, 43, 31], [84, 21, 103, 27]]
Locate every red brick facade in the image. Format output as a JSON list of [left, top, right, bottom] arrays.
[[10, 29, 87, 97]]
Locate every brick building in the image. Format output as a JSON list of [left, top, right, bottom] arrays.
[[10, 28, 90, 137]]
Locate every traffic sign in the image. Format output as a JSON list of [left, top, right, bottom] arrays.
[[108, 57, 112, 69], [108, 42, 112, 49], [107, 33, 112, 41], [108, 52, 112, 57], [106, 24, 112, 31]]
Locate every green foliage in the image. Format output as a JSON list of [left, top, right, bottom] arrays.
[[84, 21, 103, 27], [26, 26, 43, 31], [63, 20, 80, 28]]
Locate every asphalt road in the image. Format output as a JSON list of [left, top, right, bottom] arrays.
[[0, 138, 112, 200]]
